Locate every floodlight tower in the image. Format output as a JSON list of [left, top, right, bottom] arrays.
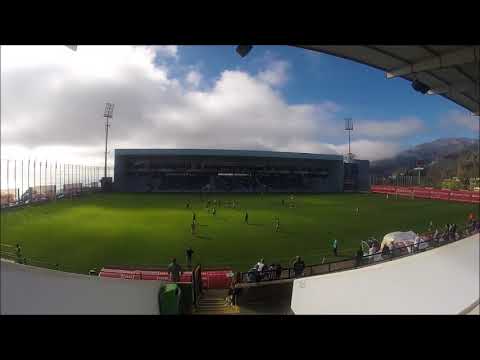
[[345, 118, 354, 162], [103, 103, 114, 179]]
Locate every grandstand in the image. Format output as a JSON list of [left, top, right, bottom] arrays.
[[113, 149, 370, 193]]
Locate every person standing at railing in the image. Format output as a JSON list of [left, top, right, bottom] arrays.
[[292, 256, 305, 278], [255, 258, 265, 271], [356, 247, 364, 267], [168, 258, 183, 283], [275, 263, 282, 280], [413, 235, 420, 252]]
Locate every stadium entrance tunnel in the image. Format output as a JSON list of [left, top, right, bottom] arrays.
[[234, 280, 294, 315]]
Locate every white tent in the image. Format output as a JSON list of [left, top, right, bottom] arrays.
[[380, 231, 418, 254]]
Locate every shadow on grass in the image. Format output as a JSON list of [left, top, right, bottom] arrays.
[[196, 235, 212, 240]]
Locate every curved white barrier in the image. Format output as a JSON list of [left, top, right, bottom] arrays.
[[1, 261, 163, 315], [291, 234, 479, 315]]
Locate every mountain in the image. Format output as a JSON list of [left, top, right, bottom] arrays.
[[370, 138, 479, 184]]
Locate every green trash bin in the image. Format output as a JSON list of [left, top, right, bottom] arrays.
[[158, 284, 182, 315]]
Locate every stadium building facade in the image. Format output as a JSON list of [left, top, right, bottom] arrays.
[[113, 149, 370, 193]]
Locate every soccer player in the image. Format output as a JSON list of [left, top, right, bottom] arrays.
[[185, 247, 194, 269], [244, 211, 249, 224], [355, 207, 359, 215], [192, 212, 196, 223], [332, 238, 338, 257], [212, 207, 216, 216], [15, 244, 22, 264], [275, 217, 280, 232], [468, 212, 475, 223], [186, 200, 190, 209]]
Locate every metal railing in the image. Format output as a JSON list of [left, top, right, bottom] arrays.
[[237, 225, 479, 284]]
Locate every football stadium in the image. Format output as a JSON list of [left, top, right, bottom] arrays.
[[1, 45, 479, 315], [113, 148, 369, 193]]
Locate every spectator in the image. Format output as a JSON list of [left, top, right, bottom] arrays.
[[167, 258, 182, 283], [247, 268, 257, 283], [255, 258, 265, 273], [185, 247, 194, 269], [368, 244, 375, 262], [275, 263, 283, 280], [382, 244, 391, 256], [356, 247, 364, 267], [413, 235, 420, 252], [292, 256, 305, 278], [267, 264, 275, 280]]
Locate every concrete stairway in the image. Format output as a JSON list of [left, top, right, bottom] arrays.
[[193, 289, 240, 315]]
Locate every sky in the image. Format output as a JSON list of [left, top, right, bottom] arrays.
[[1, 45, 478, 169]]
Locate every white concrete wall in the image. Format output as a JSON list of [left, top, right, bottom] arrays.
[[291, 234, 479, 315], [1, 260, 163, 315]]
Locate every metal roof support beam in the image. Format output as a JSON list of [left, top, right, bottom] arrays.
[[386, 47, 480, 79], [427, 81, 473, 95]]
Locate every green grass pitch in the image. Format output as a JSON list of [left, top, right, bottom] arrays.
[[1, 192, 477, 274]]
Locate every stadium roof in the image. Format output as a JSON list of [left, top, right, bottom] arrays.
[[297, 46, 480, 115], [115, 149, 344, 161]]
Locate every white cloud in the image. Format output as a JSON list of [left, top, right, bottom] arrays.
[[257, 60, 289, 86], [1, 45, 410, 173], [185, 70, 202, 88], [441, 110, 479, 132], [331, 140, 403, 161], [151, 45, 178, 58], [355, 117, 424, 138]]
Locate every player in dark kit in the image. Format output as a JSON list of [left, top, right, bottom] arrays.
[[186, 247, 194, 269], [244, 211, 249, 224]]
